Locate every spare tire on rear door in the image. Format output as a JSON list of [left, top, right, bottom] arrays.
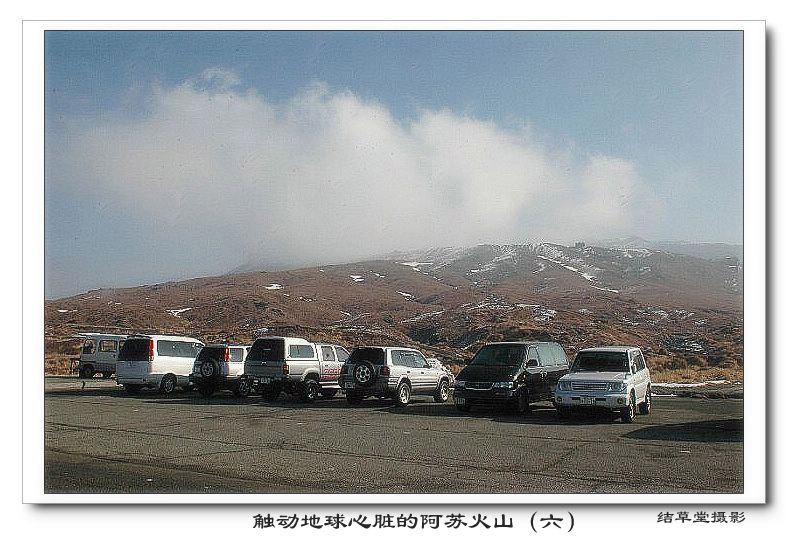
[[353, 361, 375, 388], [199, 359, 219, 381]]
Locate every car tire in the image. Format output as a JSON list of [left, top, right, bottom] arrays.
[[395, 382, 411, 408], [621, 391, 636, 423], [259, 385, 281, 402], [346, 392, 363, 405], [516, 389, 531, 414], [321, 389, 338, 398], [159, 374, 177, 396], [353, 361, 376, 388], [197, 384, 215, 397], [123, 384, 142, 394], [433, 379, 449, 403], [638, 386, 652, 415], [233, 378, 251, 398], [300, 379, 321, 403]]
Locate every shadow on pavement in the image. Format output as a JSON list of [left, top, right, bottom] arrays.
[[623, 419, 743, 442]]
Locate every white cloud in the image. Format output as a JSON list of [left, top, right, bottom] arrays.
[[48, 74, 657, 272]]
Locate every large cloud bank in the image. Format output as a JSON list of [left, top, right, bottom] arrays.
[[48, 68, 654, 274]]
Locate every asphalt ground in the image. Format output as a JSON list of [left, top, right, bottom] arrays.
[[43, 377, 744, 494]]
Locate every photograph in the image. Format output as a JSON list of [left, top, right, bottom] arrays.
[[37, 26, 753, 499]]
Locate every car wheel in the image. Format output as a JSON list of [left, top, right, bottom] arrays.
[[353, 361, 375, 387], [259, 385, 281, 402], [639, 386, 652, 415], [300, 379, 321, 403], [621, 391, 636, 423], [233, 378, 251, 398], [321, 389, 338, 398], [159, 374, 177, 395], [433, 379, 449, 403], [516, 389, 531, 414], [197, 384, 215, 397], [123, 384, 142, 394], [346, 392, 363, 405], [395, 382, 411, 407]]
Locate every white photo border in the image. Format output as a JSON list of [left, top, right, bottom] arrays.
[[22, 18, 766, 504]]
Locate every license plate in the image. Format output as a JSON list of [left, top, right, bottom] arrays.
[[345, 383, 355, 390], [581, 397, 594, 405], [258, 377, 271, 384], [455, 397, 466, 405]]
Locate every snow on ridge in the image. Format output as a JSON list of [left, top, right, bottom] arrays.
[[166, 307, 192, 318], [349, 275, 365, 282], [591, 285, 619, 293], [653, 380, 731, 388], [401, 309, 446, 323], [398, 261, 432, 272], [264, 283, 283, 290], [397, 291, 414, 298]]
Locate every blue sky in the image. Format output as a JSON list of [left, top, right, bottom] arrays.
[[45, 31, 743, 298]]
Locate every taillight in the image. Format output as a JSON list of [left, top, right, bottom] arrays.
[[380, 365, 390, 377], [340, 364, 347, 375], [148, 339, 154, 362], [282, 363, 289, 375], [224, 347, 230, 362]]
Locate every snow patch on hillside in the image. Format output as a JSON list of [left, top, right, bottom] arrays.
[[166, 308, 192, 318]]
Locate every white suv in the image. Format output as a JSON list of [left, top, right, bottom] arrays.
[[554, 346, 652, 422], [116, 334, 204, 394], [190, 344, 251, 397]]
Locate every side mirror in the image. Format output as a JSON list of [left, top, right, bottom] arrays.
[[525, 359, 539, 368]]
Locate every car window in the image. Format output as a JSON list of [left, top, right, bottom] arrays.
[[536, 344, 555, 366], [412, 352, 429, 368], [526, 346, 541, 366], [229, 348, 245, 362], [469, 344, 525, 367], [335, 346, 350, 362], [400, 351, 418, 368], [347, 347, 385, 366], [289, 344, 315, 359], [157, 340, 202, 358], [320, 346, 335, 361], [634, 351, 646, 372], [99, 340, 117, 353], [551, 344, 569, 366], [248, 338, 285, 361], [82, 339, 96, 355]]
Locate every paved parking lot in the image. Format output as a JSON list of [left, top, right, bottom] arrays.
[[44, 377, 744, 494]]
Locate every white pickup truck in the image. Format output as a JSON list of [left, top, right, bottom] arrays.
[[243, 336, 350, 402]]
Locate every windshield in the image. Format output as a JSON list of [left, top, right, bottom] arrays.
[[572, 352, 629, 373], [469, 344, 524, 367]]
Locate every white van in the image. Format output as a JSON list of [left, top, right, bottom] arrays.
[[116, 334, 204, 394], [76, 333, 128, 378]]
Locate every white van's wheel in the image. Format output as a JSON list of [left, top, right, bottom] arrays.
[[159, 374, 177, 395]]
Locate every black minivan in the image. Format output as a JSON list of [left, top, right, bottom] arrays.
[[453, 341, 570, 413]]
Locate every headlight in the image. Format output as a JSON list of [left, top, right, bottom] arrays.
[[609, 382, 626, 392], [558, 381, 572, 391], [493, 381, 514, 389], [455, 380, 466, 388]]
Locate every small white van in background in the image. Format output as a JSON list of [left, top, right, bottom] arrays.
[[76, 333, 128, 378], [116, 334, 204, 394]]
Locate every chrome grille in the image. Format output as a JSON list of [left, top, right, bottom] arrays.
[[466, 381, 493, 390], [572, 382, 608, 391]]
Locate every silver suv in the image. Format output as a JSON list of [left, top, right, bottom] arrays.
[[338, 346, 452, 407]]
